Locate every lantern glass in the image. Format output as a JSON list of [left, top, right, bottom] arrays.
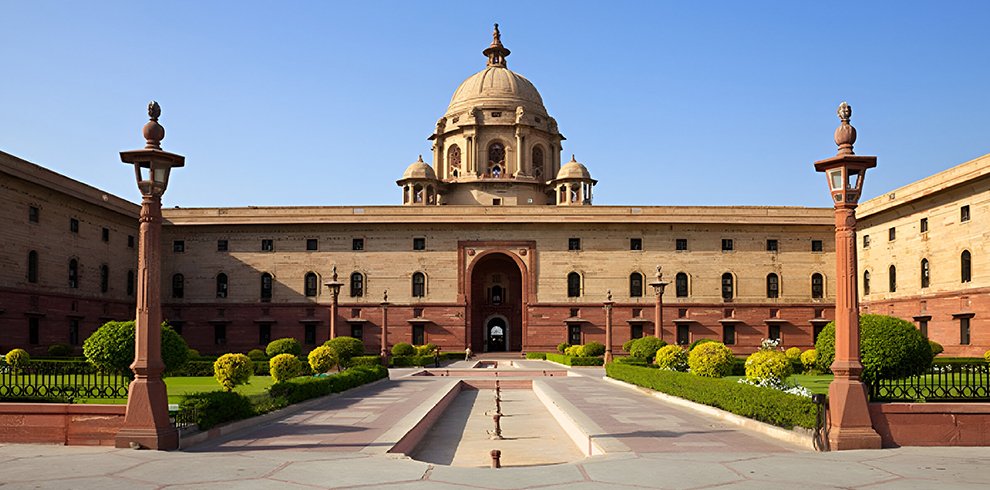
[[829, 169, 843, 191], [847, 169, 862, 191]]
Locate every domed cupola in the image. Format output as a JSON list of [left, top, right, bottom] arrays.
[[551, 155, 596, 206], [396, 155, 443, 205]]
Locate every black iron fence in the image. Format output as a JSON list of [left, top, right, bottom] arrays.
[[0, 361, 129, 401], [870, 362, 990, 402]]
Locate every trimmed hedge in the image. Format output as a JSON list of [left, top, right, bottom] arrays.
[[179, 391, 255, 430], [172, 360, 270, 377], [391, 353, 461, 367], [545, 353, 604, 366], [525, 352, 547, 360], [614, 356, 649, 366], [606, 363, 816, 429], [350, 355, 383, 367], [268, 365, 388, 404]]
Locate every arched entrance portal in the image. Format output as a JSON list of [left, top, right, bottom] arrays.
[[469, 253, 523, 352]]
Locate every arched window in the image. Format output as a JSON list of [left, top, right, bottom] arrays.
[[68, 259, 78, 289], [629, 272, 643, 297], [172, 273, 184, 298], [216, 273, 228, 298], [766, 273, 779, 298], [27, 250, 38, 283], [100, 264, 109, 293], [532, 146, 544, 179], [448, 145, 461, 178], [413, 184, 424, 203], [675, 272, 688, 298], [260, 273, 273, 300], [889, 265, 897, 293], [863, 270, 871, 295], [961, 250, 972, 283], [350, 272, 364, 297], [304, 272, 318, 297], [920, 259, 930, 289], [488, 142, 505, 167], [567, 272, 581, 298], [811, 273, 824, 299], [127, 270, 135, 296], [412, 272, 426, 298], [490, 285, 503, 305], [721, 273, 734, 300]]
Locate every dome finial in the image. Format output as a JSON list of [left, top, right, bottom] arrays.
[[483, 23, 511, 67], [833, 101, 857, 155], [143, 100, 165, 150], [570, 154, 576, 162]]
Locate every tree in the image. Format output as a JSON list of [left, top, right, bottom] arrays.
[[83, 320, 189, 377]]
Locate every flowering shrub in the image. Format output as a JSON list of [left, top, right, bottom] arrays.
[[687, 342, 735, 378], [737, 377, 813, 398], [800, 349, 817, 373], [270, 353, 302, 382], [784, 347, 802, 362], [654, 345, 688, 371], [307, 346, 337, 374], [745, 350, 792, 382], [760, 338, 781, 351], [213, 353, 253, 392], [564, 345, 582, 356], [985, 349, 990, 364], [5, 349, 30, 373], [688, 338, 715, 352]]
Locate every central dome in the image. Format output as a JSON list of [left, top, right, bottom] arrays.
[[447, 66, 546, 115]]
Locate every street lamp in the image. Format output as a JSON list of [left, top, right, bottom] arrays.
[[115, 101, 185, 451], [324, 265, 344, 340], [380, 290, 390, 367], [813, 101, 881, 450], [648, 265, 669, 340], [603, 290, 614, 363]]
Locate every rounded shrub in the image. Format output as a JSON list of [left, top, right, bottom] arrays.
[[247, 349, 267, 361], [929, 340, 944, 357], [621, 338, 637, 353], [556, 342, 571, 354], [784, 347, 802, 363], [308, 345, 337, 373], [188, 348, 201, 359], [654, 344, 688, 371], [564, 345, 582, 356], [630, 336, 666, 361], [5, 349, 30, 372], [266, 338, 302, 358], [581, 341, 605, 357], [800, 349, 817, 373], [687, 342, 735, 378], [269, 353, 302, 382], [83, 321, 189, 376], [688, 338, 714, 352], [984, 349, 990, 364], [47, 343, 73, 357], [815, 314, 934, 384], [745, 350, 793, 382], [391, 342, 415, 356], [213, 353, 253, 392], [415, 343, 438, 356], [324, 336, 366, 367]]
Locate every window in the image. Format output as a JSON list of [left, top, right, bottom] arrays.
[[568, 238, 581, 251], [217, 239, 228, 252], [630, 238, 642, 251], [768, 324, 781, 342], [918, 320, 928, 338], [261, 239, 274, 252], [260, 273, 273, 300], [214, 324, 227, 345], [888, 227, 896, 241], [961, 205, 970, 222], [127, 270, 135, 296], [102, 228, 110, 242], [721, 273, 734, 300], [863, 235, 870, 248], [413, 237, 426, 250], [29, 206, 39, 223], [813, 323, 826, 344], [488, 142, 505, 167], [412, 272, 426, 298], [412, 325, 425, 345], [811, 273, 824, 299], [173, 240, 185, 253], [304, 272, 318, 297], [675, 272, 688, 298], [100, 264, 109, 293], [490, 285, 503, 305], [568, 324, 582, 345], [630, 324, 644, 340], [961, 250, 972, 283], [766, 239, 778, 252], [675, 238, 688, 251], [29, 318, 40, 345], [306, 239, 318, 251], [889, 265, 897, 293], [863, 270, 871, 295], [676, 324, 690, 345], [305, 324, 317, 345], [920, 218, 928, 233], [920, 259, 930, 288], [70, 218, 79, 233], [723, 324, 736, 345], [531, 146, 544, 179], [258, 323, 271, 345], [216, 273, 228, 298], [351, 324, 364, 340], [27, 251, 38, 283], [492, 198, 502, 206], [448, 145, 462, 178], [127, 235, 135, 248], [350, 272, 364, 297], [811, 240, 823, 252], [69, 319, 80, 346], [68, 259, 78, 288], [172, 273, 184, 298], [629, 272, 643, 297], [960, 317, 971, 345], [766, 273, 779, 299], [567, 272, 581, 297], [721, 239, 733, 251], [352, 238, 364, 251]]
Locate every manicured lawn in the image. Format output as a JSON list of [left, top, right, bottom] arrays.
[[74, 375, 274, 404], [724, 374, 833, 395]]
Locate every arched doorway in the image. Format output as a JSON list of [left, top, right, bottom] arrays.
[[469, 252, 523, 352]]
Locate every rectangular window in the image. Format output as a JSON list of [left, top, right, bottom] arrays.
[[721, 239, 733, 251], [918, 320, 928, 338], [29, 318, 40, 345], [69, 319, 80, 346], [304, 324, 317, 345], [568, 324, 582, 345], [630, 238, 642, 251], [863, 235, 870, 248], [306, 238, 318, 251], [630, 324, 643, 340], [412, 325, 425, 345], [811, 240, 823, 252], [261, 239, 274, 251], [568, 238, 581, 251], [675, 238, 688, 251], [768, 324, 781, 342], [676, 324, 690, 345], [217, 239, 228, 252], [920, 217, 928, 233], [127, 235, 135, 248], [214, 324, 227, 345], [29, 206, 39, 223], [492, 198, 502, 206], [960, 317, 971, 345], [352, 238, 364, 251], [351, 324, 363, 340], [413, 237, 426, 250], [258, 323, 271, 345], [813, 323, 825, 344], [102, 227, 110, 242], [961, 205, 970, 222], [173, 240, 185, 253], [889, 227, 896, 241], [70, 218, 79, 233], [766, 239, 778, 252], [722, 324, 736, 345]]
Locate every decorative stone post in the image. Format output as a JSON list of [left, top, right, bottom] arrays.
[[324, 265, 344, 340], [603, 290, 614, 363], [380, 290, 390, 367], [115, 102, 184, 450], [813, 102, 881, 450], [648, 266, 669, 340]]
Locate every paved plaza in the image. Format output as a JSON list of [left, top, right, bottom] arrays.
[[1, 361, 988, 489]]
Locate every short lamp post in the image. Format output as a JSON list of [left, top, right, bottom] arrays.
[[324, 265, 344, 341], [603, 290, 614, 363], [115, 101, 184, 450], [648, 266, 669, 340], [813, 101, 881, 450], [380, 290, 390, 367]]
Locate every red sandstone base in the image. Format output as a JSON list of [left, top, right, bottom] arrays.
[[827, 378, 882, 450], [869, 402, 990, 447], [0, 404, 126, 446]]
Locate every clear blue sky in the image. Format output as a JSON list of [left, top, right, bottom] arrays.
[[2, 1, 988, 208]]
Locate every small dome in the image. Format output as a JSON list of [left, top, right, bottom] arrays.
[[447, 66, 546, 116], [556, 155, 592, 180], [401, 155, 437, 180]]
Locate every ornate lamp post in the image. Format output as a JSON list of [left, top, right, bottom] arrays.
[[648, 266, 669, 340], [380, 290, 390, 367], [813, 102, 881, 450], [324, 265, 344, 340], [603, 290, 614, 363], [115, 101, 184, 450]]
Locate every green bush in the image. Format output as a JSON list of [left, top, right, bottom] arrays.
[[784, 347, 802, 362], [525, 352, 547, 360], [415, 343, 438, 356], [580, 341, 605, 357], [745, 350, 792, 382], [688, 338, 714, 352], [985, 350, 990, 364], [270, 353, 303, 382], [606, 363, 816, 429], [815, 314, 934, 384], [47, 343, 73, 357], [213, 353, 253, 392], [654, 344, 688, 371], [83, 321, 189, 377], [687, 342, 735, 378], [5, 349, 30, 372], [630, 336, 666, 360], [307, 345, 337, 373], [621, 338, 637, 353], [556, 342, 570, 354], [564, 345, 582, 356], [391, 342, 415, 356], [614, 356, 649, 366], [545, 353, 604, 366], [800, 349, 817, 373], [323, 336, 365, 368], [350, 355, 383, 367], [266, 338, 302, 358], [188, 348, 201, 359], [930, 340, 944, 356], [268, 365, 388, 404], [179, 391, 255, 430], [247, 349, 267, 361]]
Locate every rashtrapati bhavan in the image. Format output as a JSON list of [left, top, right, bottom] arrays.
[[1, 26, 987, 357]]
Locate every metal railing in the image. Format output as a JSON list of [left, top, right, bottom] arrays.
[[0, 361, 129, 401], [870, 362, 990, 402]]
